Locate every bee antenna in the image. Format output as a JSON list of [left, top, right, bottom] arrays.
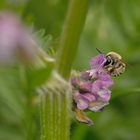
[[96, 48, 103, 54]]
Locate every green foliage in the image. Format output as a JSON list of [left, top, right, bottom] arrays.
[[0, 68, 26, 140], [0, 0, 140, 140]]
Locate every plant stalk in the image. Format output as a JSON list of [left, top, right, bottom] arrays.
[[40, 72, 72, 140], [40, 0, 89, 140], [56, 0, 89, 79]]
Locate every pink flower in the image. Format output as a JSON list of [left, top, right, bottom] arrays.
[[71, 54, 113, 112], [0, 12, 37, 65], [90, 54, 106, 69]]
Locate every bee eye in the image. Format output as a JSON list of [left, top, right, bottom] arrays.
[[104, 56, 112, 66]]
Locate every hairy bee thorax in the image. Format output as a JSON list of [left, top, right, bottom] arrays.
[[104, 52, 126, 77]]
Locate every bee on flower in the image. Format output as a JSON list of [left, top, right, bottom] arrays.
[[71, 52, 126, 126]]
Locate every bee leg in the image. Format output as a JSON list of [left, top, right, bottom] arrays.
[[74, 108, 94, 126]]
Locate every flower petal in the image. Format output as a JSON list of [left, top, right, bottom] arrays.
[[89, 101, 109, 112], [97, 89, 111, 102], [77, 99, 89, 110], [90, 54, 106, 69], [81, 93, 96, 102], [74, 92, 89, 110]]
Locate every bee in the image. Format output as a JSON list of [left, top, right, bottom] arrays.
[[96, 48, 126, 77], [104, 52, 126, 76]]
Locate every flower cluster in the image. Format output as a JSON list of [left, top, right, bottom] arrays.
[[71, 54, 113, 113]]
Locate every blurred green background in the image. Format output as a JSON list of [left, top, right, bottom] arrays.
[[0, 0, 140, 140]]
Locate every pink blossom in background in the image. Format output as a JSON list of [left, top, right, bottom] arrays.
[[0, 12, 37, 65]]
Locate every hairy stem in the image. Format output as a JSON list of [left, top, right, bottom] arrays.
[[40, 72, 72, 140]]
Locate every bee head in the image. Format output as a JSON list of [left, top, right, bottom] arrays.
[[104, 52, 122, 66]]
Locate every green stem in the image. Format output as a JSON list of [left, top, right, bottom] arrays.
[[40, 72, 72, 140], [56, 0, 89, 79]]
